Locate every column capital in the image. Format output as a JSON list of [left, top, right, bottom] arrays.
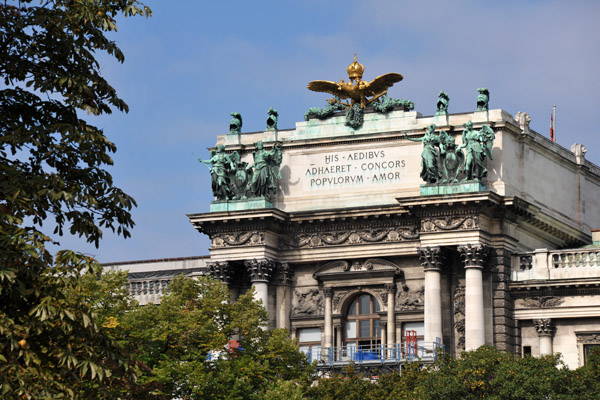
[[533, 318, 554, 337], [418, 246, 445, 271], [323, 286, 334, 298], [458, 243, 489, 269], [384, 283, 397, 294], [244, 258, 275, 283], [334, 323, 342, 330], [277, 262, 293, 286], [207, 261, 233, 284], [380, 320, 388, 328]]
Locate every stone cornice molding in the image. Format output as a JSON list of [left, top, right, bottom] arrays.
[[418, 246, 445, 271], [244, 258, 275, 283], [314, 258, 401, 282], [458, 243, 489, 269], [533, 318, 554, 337]]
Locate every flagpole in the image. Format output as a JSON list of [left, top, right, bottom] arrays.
[[552, 105, 556, 142]]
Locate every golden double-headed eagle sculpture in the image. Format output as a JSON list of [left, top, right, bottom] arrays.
[[307, 55, 403, 109]]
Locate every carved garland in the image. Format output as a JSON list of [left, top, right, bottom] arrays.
[[212, 231, 264, 248], [281, 227, 418, 249], [421, 216, 479, 233], [521, 296, 564, 308]]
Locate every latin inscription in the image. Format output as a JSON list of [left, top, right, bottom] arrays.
[[305, 149, 407, 188]]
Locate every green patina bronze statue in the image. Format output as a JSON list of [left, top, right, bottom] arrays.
[[459, 121, 495, 181], [198, 144, 234, 200], [404, 124, 442, 183], [266, 108, 278, 131], [249, 141, 283, 201], [229, 112, 242, 135], [304, 97, 346, 121], [371, 94, 415, 113], [476, 88, 489, 112], [439, 131, 464, 183], [436, 90, 450, 115]]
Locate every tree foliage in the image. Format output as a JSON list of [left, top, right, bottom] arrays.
[[0, 1, 150, 398]]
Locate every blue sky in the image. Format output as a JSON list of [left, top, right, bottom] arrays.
[[59, 0, 600, 262]]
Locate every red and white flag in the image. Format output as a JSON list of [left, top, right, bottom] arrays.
[[550, 106, 556, 142]]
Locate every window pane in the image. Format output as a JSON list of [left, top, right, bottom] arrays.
[[359, 295, 370, 314], [298, 327, 321, 343], [348, 299, 357, 315], [374, 320, 381, 336], [373, 298, 380, 313], [346, 321, 357, 339], [359, 320, 370, 337]]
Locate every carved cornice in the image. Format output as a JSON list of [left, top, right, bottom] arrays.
[[244, 258, 275, 283], [207, 261, 233, 284], [458, 243, 489, 269], [418, 246, 445, 271], [576, 332, 600, 344], [280, 227, 418, 249], [533, 318, 554, 337], [421, 216, 479, 233], [212, 231, 264, 248]]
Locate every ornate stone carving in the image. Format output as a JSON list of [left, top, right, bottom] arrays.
[[212, 231, 264, 248], [521, 296, 564, 309], [277, 262, 293, 285], [453, 285, 466, 350], [373, 289, 388, 308], [418, 246, 444, 271], [207, 261, 233, 284], [384, 283, 397, 294], [292, 288, 324, 316], [323, 287, 333, 298], [332, 290, 349, 311], [395, 285, 424, 310], [281, 227, 418, 249], [533, 318, 554, 337], [244, 259, 274, 283], [458, 243, 489, 269], [421, 216, 479, 233], [514, 111, 531, 135], [576, 332, 600, 344]]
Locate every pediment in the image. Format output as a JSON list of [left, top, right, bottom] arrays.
[[314, 258, 401, 281]]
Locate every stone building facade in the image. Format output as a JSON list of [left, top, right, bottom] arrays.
[[109, 105, 600, 369]]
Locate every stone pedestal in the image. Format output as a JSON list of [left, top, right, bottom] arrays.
[[420, 247, 444, 344], [459, 244, 489, 351], [210, 198, 273, 212]]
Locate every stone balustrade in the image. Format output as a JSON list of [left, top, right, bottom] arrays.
[[512, 248, 600, 281], [128, 279, 171, 305]]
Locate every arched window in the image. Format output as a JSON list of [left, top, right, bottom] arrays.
[[344, 293, 381, 349]]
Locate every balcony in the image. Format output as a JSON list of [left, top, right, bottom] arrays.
[[512, 248, 600, 282]]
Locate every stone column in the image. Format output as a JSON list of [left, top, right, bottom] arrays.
[[458, 243, 489, 351], [534, 318, 554, 356], [245, 259, 274, 328], [275, 262, 293, 331], [207, 261, 236, 301], [381, 320, 388, 357], [323, 287, 333, 349], [419, 247, 444, 344], [385, 283, 397, 345], [335, 323, 342, 361]]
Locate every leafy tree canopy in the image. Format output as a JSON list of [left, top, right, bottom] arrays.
[[0, 1, 150, 398]]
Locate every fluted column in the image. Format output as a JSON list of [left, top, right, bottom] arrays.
[[534, 318, 554, 356], [385, 283, 396, 345], [458, 243, 489, 350], [323, 287, 333, 349], [419, 247, 444, 344], [245, 259, 274, 328]]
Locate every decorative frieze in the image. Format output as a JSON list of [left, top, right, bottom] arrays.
[[280, 227, 418, 249], [292, 288, 324, 316], [533, 318, 554, 337], [421, 216, 479, 233], [212, 231, 264, 248], [418, 246, 444, 271], [521, 296, 564, 309], [458, 243, 489, 269], [244, 258, 275, 283]]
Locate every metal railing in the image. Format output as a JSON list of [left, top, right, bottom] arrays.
[[303, 342, 444, 367]]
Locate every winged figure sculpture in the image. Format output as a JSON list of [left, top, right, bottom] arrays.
[[307, 55, 403, 109]]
